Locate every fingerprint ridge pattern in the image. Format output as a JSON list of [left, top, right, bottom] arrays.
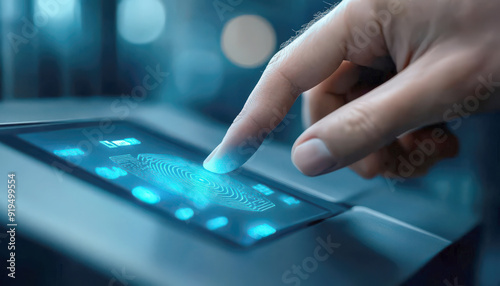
[[110, 153, 275, 212]]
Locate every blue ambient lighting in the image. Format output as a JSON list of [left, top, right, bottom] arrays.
[[252, 184, 274, 196], [175, 208, 194, 221], [53, 148, 84, 157], [132, 186, 161, 204], [206, 216, 229, 230], [95, 167, 127, 180], [248, 224, 276, 240], [281, 196, 301, 206]]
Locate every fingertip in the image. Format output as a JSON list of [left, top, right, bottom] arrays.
[[203, 144, 238, 174], [203, 140, 250, 174], [203, 155, 241, 174]]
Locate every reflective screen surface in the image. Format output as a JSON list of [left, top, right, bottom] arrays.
[[18, 123, 330, 246]]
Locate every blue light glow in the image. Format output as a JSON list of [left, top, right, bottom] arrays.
[[53, 148, 84, 157], [206, 216, 229, 230], [175, 208, 194, 221], [100, 138, 141, 148], [248, 224, 276, 240], [100, 141, 117, 148], [132, 186, 161, 204], [252, 184, 274, 196], [124, 138, 141, 145], [112, 140, 131, 147], [95, 167, 127, 180], [281, 196, 301, 206], [110, 154, 276, 212]]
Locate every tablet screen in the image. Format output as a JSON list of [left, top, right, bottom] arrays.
[[17, 122, 331, 246]]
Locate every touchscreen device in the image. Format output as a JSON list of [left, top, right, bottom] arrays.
[[1, 121, 341, 247]]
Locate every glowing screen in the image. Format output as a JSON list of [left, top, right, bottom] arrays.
[[18, 123, 330, 246]]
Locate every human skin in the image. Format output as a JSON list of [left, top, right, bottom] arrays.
[[204, 0, 500, 178]]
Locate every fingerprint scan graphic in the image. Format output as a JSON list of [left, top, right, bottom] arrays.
[[110, 154, 275, 212]]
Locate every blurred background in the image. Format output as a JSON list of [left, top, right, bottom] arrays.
[[0, 0, 499, 285], [0, 0, 336, 143]]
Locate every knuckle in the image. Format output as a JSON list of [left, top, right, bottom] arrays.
[[341, 103, 384, 142], [266, 49, 303, 98], [233, 108, 261, 130], [267, 49, 287, 70], [277, 69, 303, 98]]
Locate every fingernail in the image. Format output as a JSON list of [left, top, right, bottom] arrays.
[[292, 138, 337, 176], [203, 144, 222, 172], [204, 144, 220, 164]]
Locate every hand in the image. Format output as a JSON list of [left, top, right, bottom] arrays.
[[204, 0, 500, 178]]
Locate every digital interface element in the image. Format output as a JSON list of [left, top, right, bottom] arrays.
[[206, 216, 228, 230], [17, 123, 331, 246], [53, 148, 85, 157], [100, 137, 142, 148], [132, 186, 161, 204], [109, 153, 275, 211], [95, 166, 128, 180], [248, 224, 276, 240], [252, 184, 274, 196]]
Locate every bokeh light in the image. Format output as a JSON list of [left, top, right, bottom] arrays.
[[221, 15, 277, 68], [35, 0, 80, 23], [117, 0, 166, 44]]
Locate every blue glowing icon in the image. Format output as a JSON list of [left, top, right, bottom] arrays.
[[132, 186, 161, 204], [248, 224, 276, 240], [100, 138, 141, 149], [110, 154, 275, 212], [99, 141, 118, 149], [95, 167, 127, 180], [206, 216, 229, 230], [112, 140, 132, 147], [281, 195, 301, 206], [124, 138, 141, 145], [252, 184, 274, 196], [175, 208, 194, 221], [54, 148, 85, 157]]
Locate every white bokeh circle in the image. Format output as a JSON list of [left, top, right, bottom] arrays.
[[221, 15, 277, 68]]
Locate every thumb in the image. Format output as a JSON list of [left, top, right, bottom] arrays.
[[291, 54, 464, 176]]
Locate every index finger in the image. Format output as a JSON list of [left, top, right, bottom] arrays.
[[204, 1, 372, 173]]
